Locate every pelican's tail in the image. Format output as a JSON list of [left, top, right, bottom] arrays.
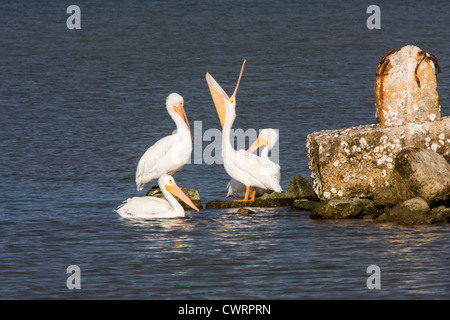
[[114, 199, 132, 217]]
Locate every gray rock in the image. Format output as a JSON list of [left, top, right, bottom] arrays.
[[360, 199, 385, 217], [391, 148, 450, 205], [292, 199, 319, 211], [236, 208, 255, 214], [373, 186, 399, 208], [431, 206, 450, 223], [440, 208, 450, 223], [310, 197, 364, 219], [374, 197, 434, 224], [285, 175, 318, 200], [206, 192, 293, 209]]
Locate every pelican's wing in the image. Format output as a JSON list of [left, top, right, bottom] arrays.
[[233, 150, 282, 192], [114, 196, 171, 218], [135, 134, 178, 191]]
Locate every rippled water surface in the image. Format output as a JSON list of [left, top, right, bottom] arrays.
[[0, 1, 449, 299]]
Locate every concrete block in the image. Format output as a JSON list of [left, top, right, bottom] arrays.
[[306, 117, 450, 200]]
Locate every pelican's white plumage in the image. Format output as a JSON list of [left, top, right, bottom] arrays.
[[226, 128, 280, 198], [206, 60, 282, 201], [115, 174, 199, 219], [135, 93, 192, 191]]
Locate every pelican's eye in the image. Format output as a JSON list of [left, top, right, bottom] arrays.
[[169, 179, 173, 184], [179, 102, 183, 107], [229, 97, 234, 104]]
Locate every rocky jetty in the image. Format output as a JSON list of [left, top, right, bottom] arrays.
[[205, 175, 316, 209], [303, 45, 449, 224], [374, 197, 448, 224]]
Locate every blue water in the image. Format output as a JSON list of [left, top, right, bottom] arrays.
[[0, 1, 449, 299]]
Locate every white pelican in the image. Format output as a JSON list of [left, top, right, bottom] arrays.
[[135, 93, 192, 191], [226, 128, 280, 198], [115, 174, 199, 218], [206, 60, 282, 201]]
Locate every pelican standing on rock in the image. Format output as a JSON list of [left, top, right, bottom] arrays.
[[115, 174, 199, 218], [135, 93, 192, 192], [206, 60, 282, 201], [226, 128, 280, 198]]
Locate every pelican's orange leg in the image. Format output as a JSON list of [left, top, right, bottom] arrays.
[[249, 187, 256, 201], [234, 186, 250, 202]]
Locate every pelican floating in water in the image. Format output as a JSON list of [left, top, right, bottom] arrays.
[[226, 128, 280, 198], [206, 60, 282, 201], [115, 174, 199, 218], [135, 93, 192, 191]]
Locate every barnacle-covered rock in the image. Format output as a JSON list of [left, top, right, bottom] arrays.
[[374, 45, 441, 127], [307, 45, 448, 201], [307, 118, 450, 200]]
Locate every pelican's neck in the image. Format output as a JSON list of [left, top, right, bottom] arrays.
[[261, 146, 269, 158], [222, 104, 236, 155], [161, 185, 185, 216], [169, 112, 189, 135]]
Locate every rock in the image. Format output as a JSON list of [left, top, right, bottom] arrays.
[[438, 208, 450, 223], [236, 208, 255, 214], [307, 45, 448, 202], [374, 197, 434, 224], [391, 148, 450, 205], [373, 186, 398, 208], [360, 198, 384, 217], [206, 192, 293, 209], [292, 199, 319, 211], [146, 186, 202, 211], [307, 117, 450, 201], [310, 197, 364, 219], [445, 154, 450, 164], [285, 175, 318, 200], [374, 45, 441, 127], [431, 206, 450, 223]]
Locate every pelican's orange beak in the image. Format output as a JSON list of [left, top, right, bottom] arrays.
[[247, 137, 269, 154], [206, 59, 246, 129], [174, 103, 192, 140], [165, 182, 200, 212]]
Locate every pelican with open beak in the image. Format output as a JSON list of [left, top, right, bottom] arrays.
[[135, 93, 192, 192], [206, 61, 282, 201], [115, 174, 199, 218]]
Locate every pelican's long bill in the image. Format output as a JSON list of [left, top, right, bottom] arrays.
[[205, 59, 246, 129], [165, 181, 200, 212], [247, 136, 269, 154], [173, 104, 192, 140]]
